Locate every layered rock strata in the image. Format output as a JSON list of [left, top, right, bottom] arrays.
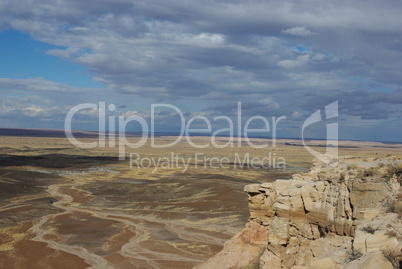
[[196, 157, 402, 269]]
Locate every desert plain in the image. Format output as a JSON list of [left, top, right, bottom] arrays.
[[0, 129, 401, 268]]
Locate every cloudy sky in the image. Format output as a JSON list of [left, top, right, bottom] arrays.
[[0, 0, 401, 142]]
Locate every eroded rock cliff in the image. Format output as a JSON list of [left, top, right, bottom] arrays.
[[195, 157, 402, 269]]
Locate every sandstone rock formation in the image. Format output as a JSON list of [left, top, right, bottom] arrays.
[[195, 157, 402, 269]]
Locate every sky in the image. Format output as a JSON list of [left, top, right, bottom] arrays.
[[0, 0, 401, 142]]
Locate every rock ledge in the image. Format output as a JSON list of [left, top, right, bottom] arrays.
[[195, 157, 402, 269]]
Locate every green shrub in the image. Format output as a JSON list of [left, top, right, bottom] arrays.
[[381, 247, 401, 268], [361, 225, 377, 234], [345, 250, 363, 262], [386, 161, 402, 181], [385, 229, 397, 238], [363, 167, 377, 177], [384, 198, 397, 214]]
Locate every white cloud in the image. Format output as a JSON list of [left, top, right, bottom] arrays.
[[258, 97, 280, 110], [0, 77, 90, 92], [0, 98, 64, 118], [120, 110, 148, 118], [281, 26, 315, 36], [312, 53, 326, 61], [278, 54, 310, 68], [47, 47, 80, 58], [22, 106, 45, 117]]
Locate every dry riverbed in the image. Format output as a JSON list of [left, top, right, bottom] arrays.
[[0, 134, 400, 268]]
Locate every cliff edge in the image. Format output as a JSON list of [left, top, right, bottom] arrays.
[[195, 156, 402, 269]]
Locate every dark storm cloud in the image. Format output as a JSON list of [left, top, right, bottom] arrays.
[[299, 89, 402, 120], [0, 0, 401, 139]]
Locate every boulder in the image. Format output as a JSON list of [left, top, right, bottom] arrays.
[[259, 249, 281, 269], [194, 221, 268, 269], [345, 252, 393, 269], [309, 257, 338, 269], [268, 217, 290, 245]]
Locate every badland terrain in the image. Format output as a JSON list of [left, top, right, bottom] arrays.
[[0, 129, 400, 268]]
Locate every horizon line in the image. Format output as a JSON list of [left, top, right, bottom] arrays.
[[0, 127, 401, 145]]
